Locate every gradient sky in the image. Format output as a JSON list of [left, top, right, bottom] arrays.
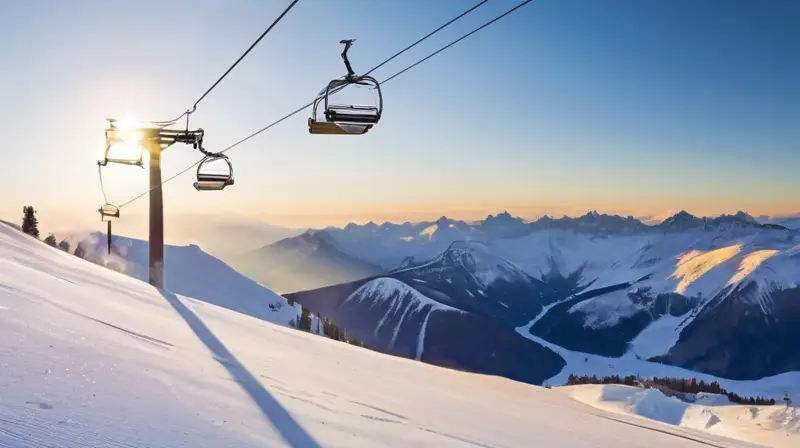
[[1, 0, 798, 232]]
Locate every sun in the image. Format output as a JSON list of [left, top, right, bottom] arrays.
[[111, 116, 140, 130], [103, 115, 149, 165]]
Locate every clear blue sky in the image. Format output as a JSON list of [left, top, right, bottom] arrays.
[[0, 0, 797, 230]]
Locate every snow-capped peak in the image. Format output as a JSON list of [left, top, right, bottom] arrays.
[[346, 277, 457, 313], [442, 240, 533, 288]]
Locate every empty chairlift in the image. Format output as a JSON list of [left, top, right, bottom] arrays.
[[309, 40, 383, 135], [194, 154, 234, 191], [98, 203, 120, 221], [98, 203, 119, 255]]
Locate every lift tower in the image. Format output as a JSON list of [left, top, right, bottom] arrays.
[[101, 119, 204, 290]]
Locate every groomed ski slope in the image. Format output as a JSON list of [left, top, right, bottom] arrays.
[[0, 223, 763, 448]]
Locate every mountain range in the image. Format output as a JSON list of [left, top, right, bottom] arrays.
[[317, 210, 788, 269], [281, 209, 799, 385]]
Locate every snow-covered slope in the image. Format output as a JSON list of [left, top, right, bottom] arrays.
[[493, 226, 800, 378], [67, 232, 297, 325], [564, 385, 799, 448], [343, 278, 462, 359], [2, 223, 765, 447], [387, 240, 555, 327]]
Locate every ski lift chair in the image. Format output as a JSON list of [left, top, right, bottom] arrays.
[[308, 39, 383, 135], [193, 154, 234, 191], [98, 203, 120, 255]]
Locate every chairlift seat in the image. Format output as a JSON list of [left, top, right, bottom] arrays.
[[197, 173, 232, 182], [194, 180, 231, 191], [308, 118, 371, 135]]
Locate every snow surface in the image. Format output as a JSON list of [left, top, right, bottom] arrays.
[[448, 240, 533, 288], [564, 385, 800, 448], [490, 229, 798, 306], [68, 232, 297, 325], [489, 228, 799, 358], [0, 222, 769, 447], [626, 314, 687, 360], [569, 289, 647, 330], [389, 240, 533, 290]]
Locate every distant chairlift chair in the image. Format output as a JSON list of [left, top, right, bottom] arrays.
[[98, 203, 120, 255]]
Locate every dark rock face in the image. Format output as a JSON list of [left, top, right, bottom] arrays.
[[285, 277, 566, 386], [651, 283, 800, 380], [421, 311, 565, 385]]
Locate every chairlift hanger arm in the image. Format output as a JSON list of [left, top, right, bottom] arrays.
[[340, 39, 356, 79]]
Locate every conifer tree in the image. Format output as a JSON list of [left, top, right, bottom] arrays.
[[298, 307, 312, 331], [21, 206, 39, 238], [73, 242, 86, 259], [58, 239, 71, 252], [44, 233, 57, 247]]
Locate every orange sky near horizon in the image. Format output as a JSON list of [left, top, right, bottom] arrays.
[[9, 198, 798, 241]]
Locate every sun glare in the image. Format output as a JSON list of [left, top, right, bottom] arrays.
[[113, 116, 141, 130]]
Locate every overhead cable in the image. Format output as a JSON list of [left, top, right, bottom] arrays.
[[120, 0, 534, 208]]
